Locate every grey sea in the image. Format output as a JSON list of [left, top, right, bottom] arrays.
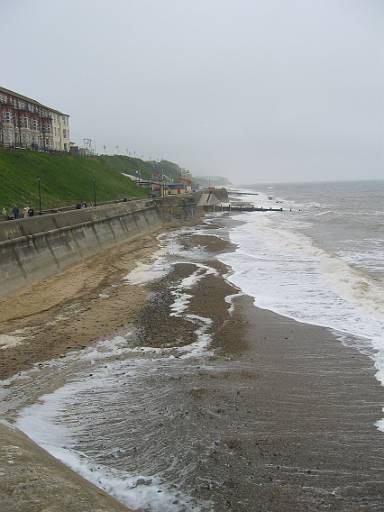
[[225, 180, 384, 376]]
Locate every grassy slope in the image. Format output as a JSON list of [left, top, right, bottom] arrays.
[[100, 155, 184, 182], [100, 155, 158, 179], [0, 149, 147, 210]]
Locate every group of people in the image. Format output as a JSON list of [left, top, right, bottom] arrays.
[[1, 205, 35, 220], [1, 199, 98, 221]]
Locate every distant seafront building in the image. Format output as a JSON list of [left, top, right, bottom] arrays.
[[0, 86, 70, 152], [180, 168, 193, 192]]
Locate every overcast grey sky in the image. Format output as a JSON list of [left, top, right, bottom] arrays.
[[2, 0, 383, 183]]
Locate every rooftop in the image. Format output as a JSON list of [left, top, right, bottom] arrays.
[[0, 86, 69, 116]]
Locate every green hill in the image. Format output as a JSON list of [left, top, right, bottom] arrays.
[[100, 155, 185, 182], [0, 149, 150, 211]]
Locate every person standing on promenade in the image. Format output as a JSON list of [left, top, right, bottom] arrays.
[[11, 205, 20, 219]]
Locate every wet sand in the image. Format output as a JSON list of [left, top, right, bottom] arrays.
[[180, 294, 384, 511], [1, 221, 384, 511], [0, 232, 165, 380], [108, 226, 384, 511]]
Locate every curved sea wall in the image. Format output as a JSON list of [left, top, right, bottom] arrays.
[[0, 195, 200, 299], [0, 422, 131, 512]]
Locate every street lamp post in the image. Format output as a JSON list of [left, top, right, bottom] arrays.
[[92, 178, 97, 207], [37, 178, 42, 215]]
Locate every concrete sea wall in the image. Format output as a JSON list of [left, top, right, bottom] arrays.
[[0, 195, 199, 298], [0, 422, 131, 512]]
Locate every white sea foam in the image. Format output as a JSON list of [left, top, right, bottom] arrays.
[[11, 321, 213, 509], [211, 183, 384, 421], [224, 292, 244, 315], [9, 225, 222, 511], [125, 260, 171, 285], [336, 243, 384, 273], [218, 207, 384, 431], [0, 334, 24, 350], [125, 226, 220, 362], [315, 210, 334, 217], [125, 244, 173, 285], [16, 360, 204, 512], [167, 261, 218, 358], [125, 229, 214, 286], [177, 315, 214, 359], [170, 263, 218, 315]]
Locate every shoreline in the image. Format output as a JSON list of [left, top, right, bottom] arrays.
[[0, 230, 168, 380], [0, 420, 133, 512], [1, 217, 384, 510]]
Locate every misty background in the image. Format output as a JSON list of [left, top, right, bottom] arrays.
[[2, 0, 383, 183]]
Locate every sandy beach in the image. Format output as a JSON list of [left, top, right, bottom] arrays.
[[0, 231, 167, 380], [1, 218, 384, 511]]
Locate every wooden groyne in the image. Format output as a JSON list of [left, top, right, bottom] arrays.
[[203, 203, 283, 212], [223, 205, 283, 212], [228, 192, 259, 196]]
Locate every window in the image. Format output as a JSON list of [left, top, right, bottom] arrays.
[[33, 119, 38, 130], [0, 94, 6, 103], [19, 116, 28, 128], [2, 111, 11, 121]]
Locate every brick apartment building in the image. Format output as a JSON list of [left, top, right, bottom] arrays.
[[0, 86, 70, 152]]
